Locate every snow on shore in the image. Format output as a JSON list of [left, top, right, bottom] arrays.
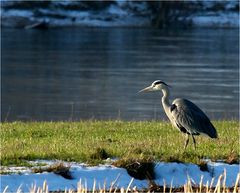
[[1, 0, 239, 28], [1, 160, 239, 192]]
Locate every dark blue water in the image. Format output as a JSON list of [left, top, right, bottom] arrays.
[[1, 28, 239, 121]]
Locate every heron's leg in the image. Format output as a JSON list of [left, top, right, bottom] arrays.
[[191, 135, 196, 150], [184, 134, 189, 150]]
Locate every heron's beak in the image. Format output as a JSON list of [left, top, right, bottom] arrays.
[[138, 86, 153, 93]]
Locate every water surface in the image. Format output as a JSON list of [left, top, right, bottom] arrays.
[[1, 28, 239, 121]]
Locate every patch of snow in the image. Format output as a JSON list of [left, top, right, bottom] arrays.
[[50, 1, 81, 7], [188, 12, 239, 28], [155, 162, 239, 187], [28, 160, 59, 166], [1, 160, 239, 192], [1, 162, 146, 192], [225, 0, 238, 10], [107, 4, 128, 16], [154, 162, 210, 187], [1, 0, 238, 28], [1, 9, 33, 17], [37, 8, 90, 18], [71, 15, 150, 27], [202, 1, 216, 9], [208, 161, 240, 186], [115, 0, 127, 7], [1, 166, 31, 174], [127, 1, 149, 13], [11, 5, 151, 28]]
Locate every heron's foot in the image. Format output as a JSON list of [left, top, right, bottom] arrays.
[[191, 135, 197, 150], [184, 134, 189, 150], [193, 143, 197, 150]]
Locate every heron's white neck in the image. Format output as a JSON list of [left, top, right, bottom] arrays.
[[161, 87, 171, 115]]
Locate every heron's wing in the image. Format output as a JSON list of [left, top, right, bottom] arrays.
[[172, 98, 217, 138]]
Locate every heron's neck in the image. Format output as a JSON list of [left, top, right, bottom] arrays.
[[161, 87, 171, 110]]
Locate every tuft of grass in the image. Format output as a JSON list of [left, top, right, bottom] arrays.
[[113, 158, 155, 180], [32, 162, 73, 179], [1, 120, 239, 166], [198, 161, 209, 172], [225, 151, 239, 164], [90, 147, 110, 160]]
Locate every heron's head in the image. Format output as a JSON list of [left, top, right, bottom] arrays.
[[138, 80, 170, 93]]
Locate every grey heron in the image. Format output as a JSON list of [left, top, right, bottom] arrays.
[[139, 80, 218, 149]]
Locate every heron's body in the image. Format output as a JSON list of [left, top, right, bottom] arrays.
[[139, 80, 217, 149]]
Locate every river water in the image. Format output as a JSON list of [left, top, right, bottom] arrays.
[[1, 28, 239, 121]]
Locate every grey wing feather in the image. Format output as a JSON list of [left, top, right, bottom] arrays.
[[171, 98, 218, 138]]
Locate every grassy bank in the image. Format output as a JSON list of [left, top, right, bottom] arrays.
[[1, 120, 239, 166]]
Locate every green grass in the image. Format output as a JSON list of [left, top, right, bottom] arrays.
[[1, 120, 239, 166]]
